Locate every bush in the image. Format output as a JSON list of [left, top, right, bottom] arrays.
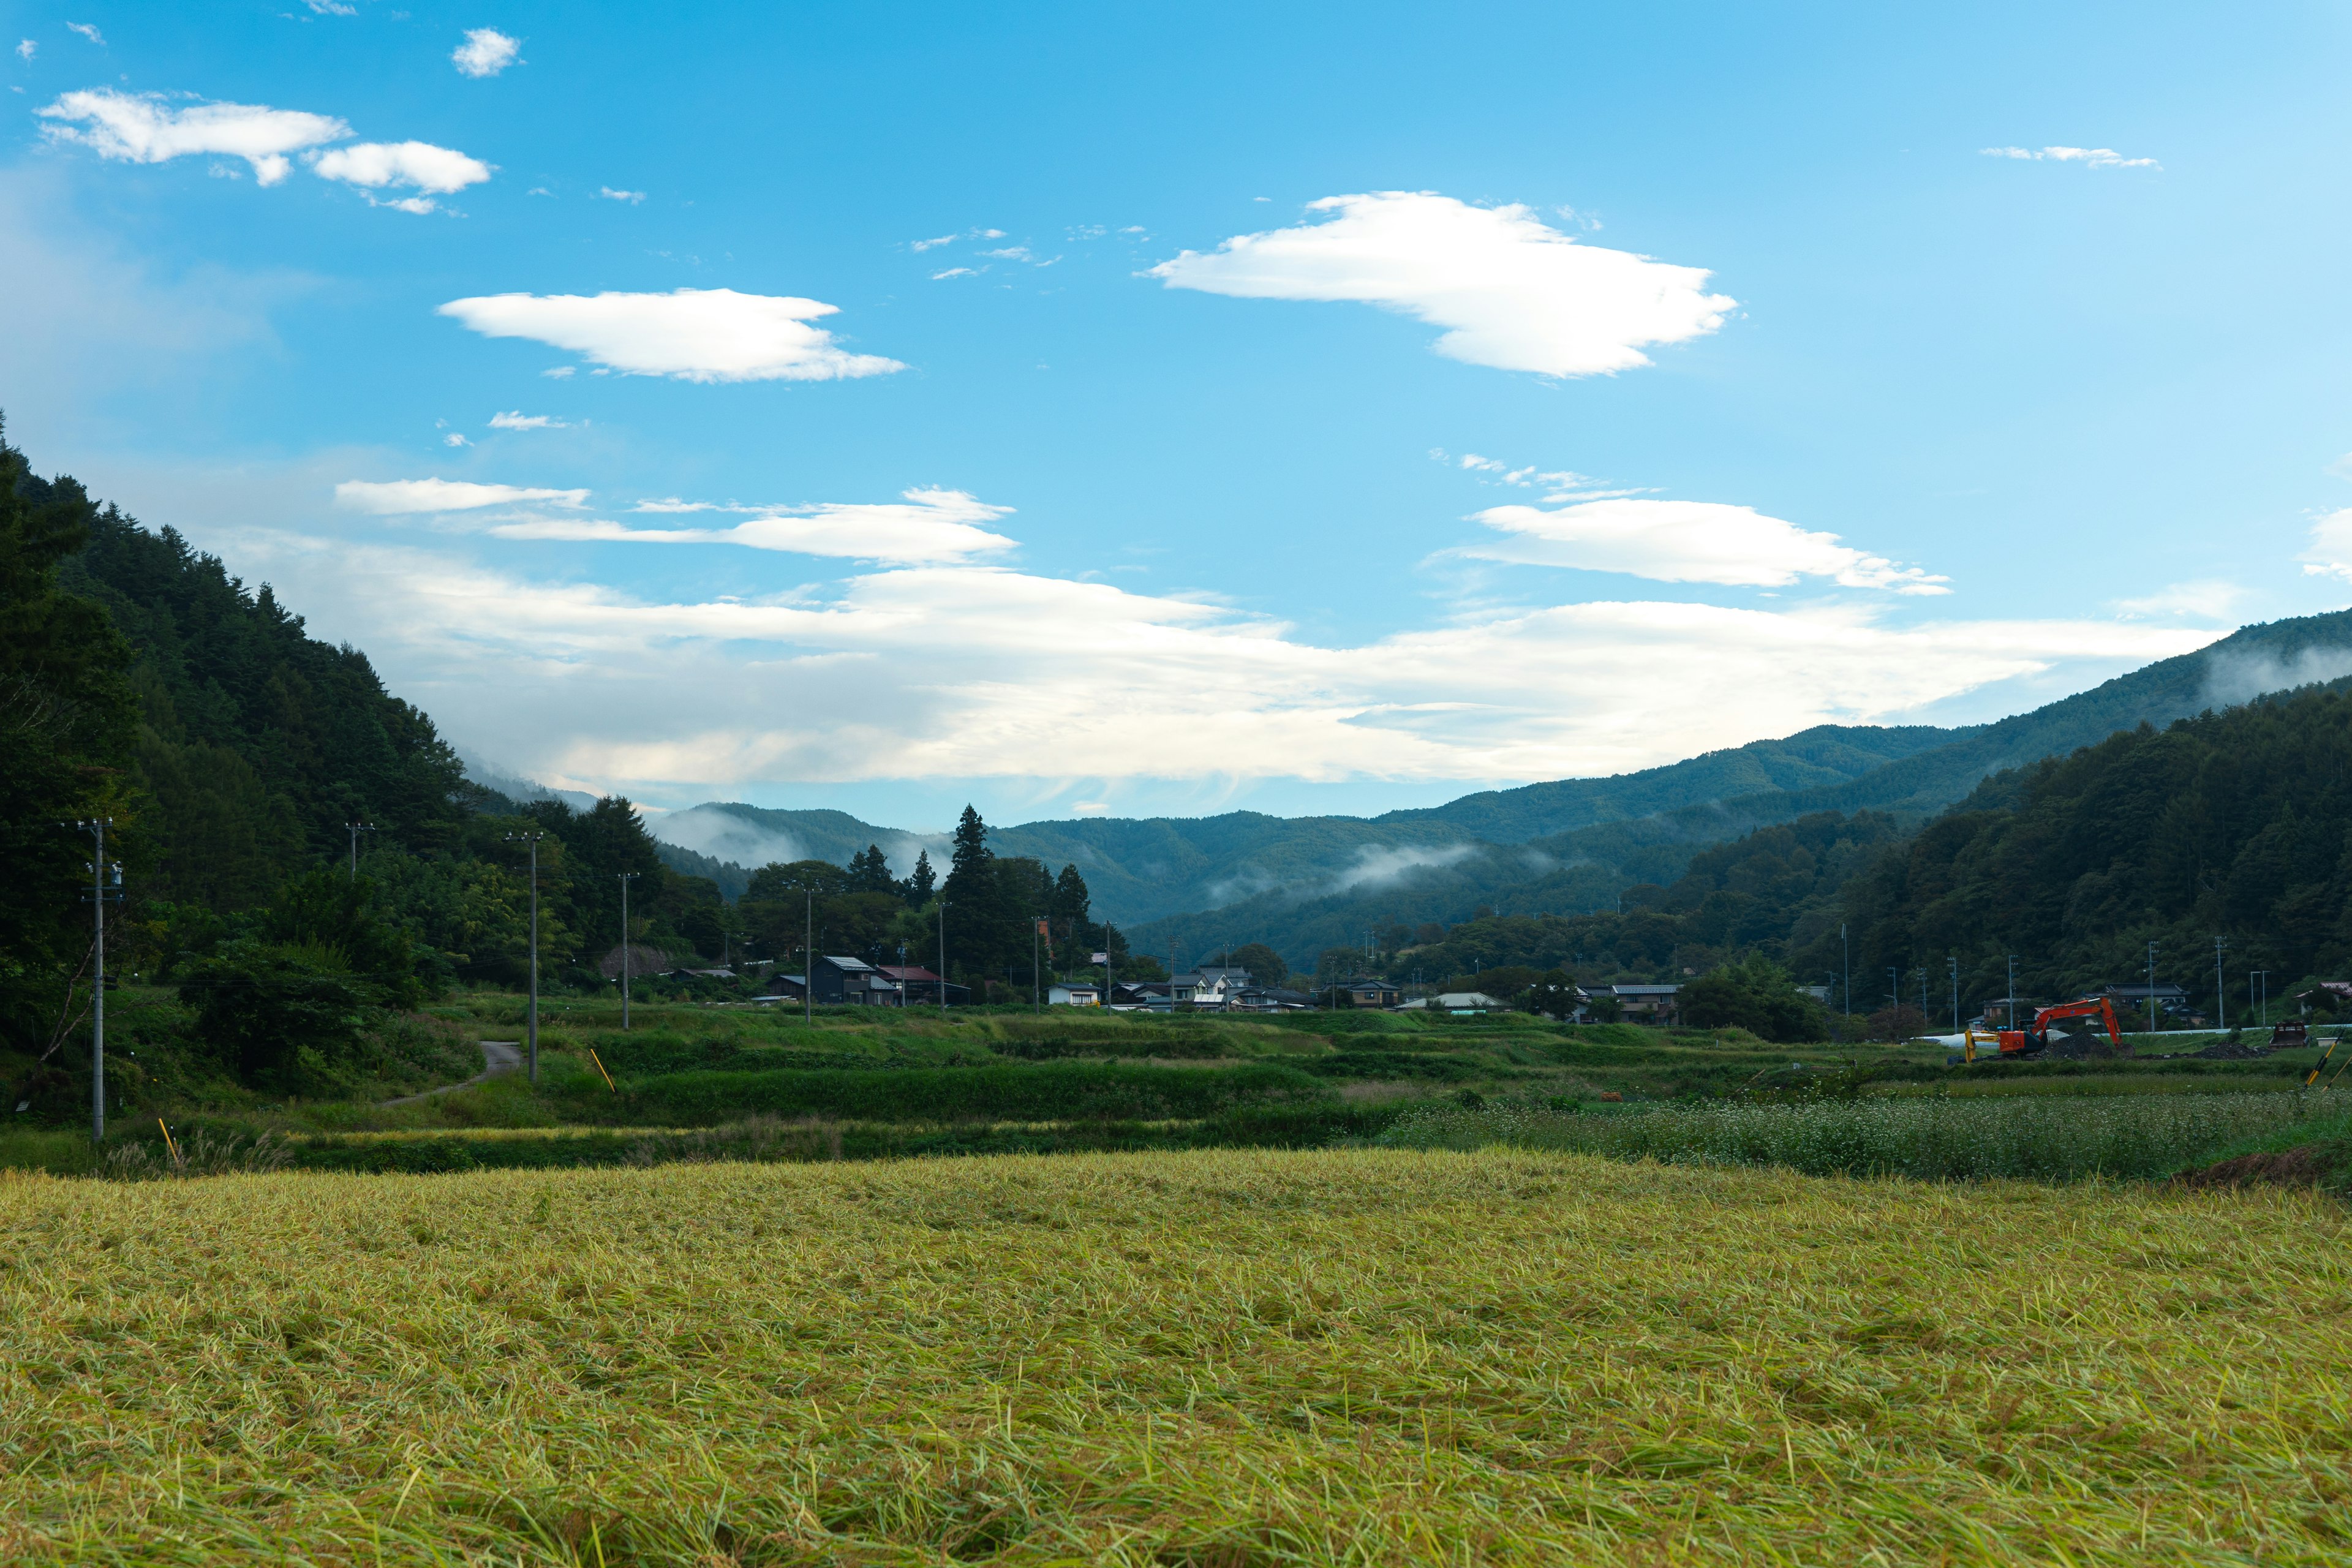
[[1679, 956, 1828, 1043]]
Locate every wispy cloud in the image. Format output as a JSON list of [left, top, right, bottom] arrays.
[[2299, 510, 2352, 583], [1457, 497, 1950, 594], [1981, 145, 2160, 169], [39, 88, 347, 184], [17, 39, 36, 61], [334, 478, 590, 514], [66, 22, 104, 45], [451, 28, 521, 78], [488, 410, 568, 431], [908, 227, 1005, 252], [1148, 190, 1734, 377], [597, 186, 646, 203], [485, 488, 1019, 565], [436, 287, 907, 383], [2110, 580, 2248, 619]]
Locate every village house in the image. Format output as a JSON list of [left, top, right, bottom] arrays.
[[1611, 982, 1681, 1025]]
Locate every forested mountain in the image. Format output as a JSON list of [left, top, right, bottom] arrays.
[[56, 496, 473, 910], [1, 430, 747, 1103], [1803, 680, 2352, 1022], [1373, 725, 1962, 842]]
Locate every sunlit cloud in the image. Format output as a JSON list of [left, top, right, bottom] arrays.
[[435, 288, 907, 382], [1150, 191, 1734, 376]]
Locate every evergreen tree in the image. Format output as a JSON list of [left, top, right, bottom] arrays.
[[949, 804, 991, 883], [845, 843, 900, 894], [1050, 864, 1091, 925], [903, 848, 937, 905]]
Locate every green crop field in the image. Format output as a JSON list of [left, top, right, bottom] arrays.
[[6, 1148, 2351, 1566]]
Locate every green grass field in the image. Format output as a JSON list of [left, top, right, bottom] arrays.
[[6, 1147, 2350, 1565]]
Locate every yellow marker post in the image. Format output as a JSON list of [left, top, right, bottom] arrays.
[[587, 1047, 616, 1092], [156, 1118, 182, 1170]]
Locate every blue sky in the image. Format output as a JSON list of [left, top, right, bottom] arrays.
[[7, 0, 2351, 834]]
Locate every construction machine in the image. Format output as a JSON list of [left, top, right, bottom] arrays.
[[1962, 996, 2127, 1061]]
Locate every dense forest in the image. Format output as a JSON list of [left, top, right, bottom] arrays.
[[1803, 683, 2352, 1022]]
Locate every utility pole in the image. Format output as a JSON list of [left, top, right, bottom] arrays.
[[2005, 954, 2018, 1030], [75, 818, 116, 1144], [1841, 924, 1850, 1025], [1948, 956, 1959, 1034], [1102, 921, 1113, 1009], [2214, 935, 2229, 1031], [804, 890, 813, 1024], [505, 832, 544, 1082], [345, 821, 377, 881], [2146, 941, 2159, 1035], [1888, 966, 1898, 1018], [938, 900, 950, 1016], [617, 872, 638, 1030], [2253, 970, 2271, 1027], [1033, 918, 1041, 1011]]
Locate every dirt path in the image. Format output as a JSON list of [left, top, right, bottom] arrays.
[[381, 1040, 523, 1107]]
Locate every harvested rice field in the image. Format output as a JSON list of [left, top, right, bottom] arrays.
[[4, 1148, 2349, 1566]]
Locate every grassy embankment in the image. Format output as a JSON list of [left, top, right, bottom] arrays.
[[6, 1147, 2349, 1565]]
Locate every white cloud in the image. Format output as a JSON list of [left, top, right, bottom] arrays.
[[443, 432, 469, 447], [17, 39, 35, 60], [452, 29, 521, 78], [2299, 510, 2352, 582], [632, 497, 730, 513], [486, 488, 1018, 565], [598, 186, 645, 203], [1459, 497, 1950, 594], [38, 88, 347, 184], [304, 0, 358, 15], [488, 410, 567, 430], [540, 364, 573, 379], [909, 233, 959, 251], [1148, 190, 1735, 377], [66, 22, 103, 45], [2110, 579, 2250, 619], [334, 478, 590, 514], [311, 140, 492, 208], [435, 287, 907, 382], [930, 267, 973, 280], [230, 529, 2216, 795], [1981, 145, 2160, 170]]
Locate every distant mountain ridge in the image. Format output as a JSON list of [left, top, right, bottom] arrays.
[[508, 608, 2352, 968]]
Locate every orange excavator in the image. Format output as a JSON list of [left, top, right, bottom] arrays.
[[1962, 996, 2127, 1061]]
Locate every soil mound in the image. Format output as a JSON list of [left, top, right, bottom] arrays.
[[2193, 1038, 2272, 1060], [2172, 1144, 2346, 1191]]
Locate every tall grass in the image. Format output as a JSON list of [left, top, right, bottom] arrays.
[[1378, 1091, 2335, 1180], [2, 1149, 2345, 1564]]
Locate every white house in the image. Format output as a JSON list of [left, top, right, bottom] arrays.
[[1048, 982, 1101, 1006]]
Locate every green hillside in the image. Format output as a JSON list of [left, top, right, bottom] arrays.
[[1123, 614, 2352, 965], [1375, 723, 1962, 841], [1807, 678, 2352, 1021]]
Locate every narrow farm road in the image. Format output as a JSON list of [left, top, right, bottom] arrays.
[[380, 1040, 523, 1107]]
